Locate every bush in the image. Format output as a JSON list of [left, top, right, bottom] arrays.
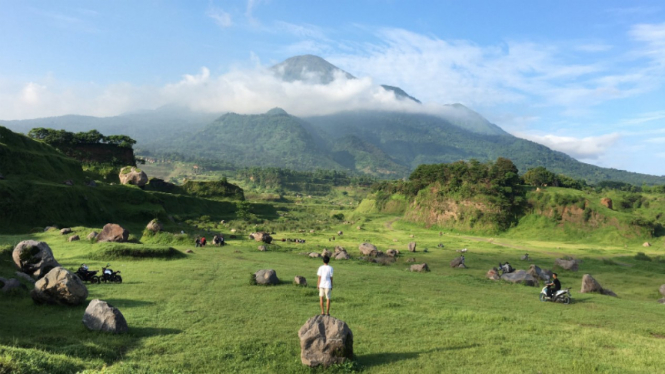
[[94, 244, 186, 260], [634, 252, 652, 261]]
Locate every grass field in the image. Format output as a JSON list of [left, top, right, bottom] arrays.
[[2, 214, 665, 374]]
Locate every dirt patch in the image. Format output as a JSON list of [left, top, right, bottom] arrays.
[[651, 333, 665, 339]]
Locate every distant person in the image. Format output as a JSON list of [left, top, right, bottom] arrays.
[[195, 238, 201, 248], [546, 273, 561, 298], [201, 237, 207, 247], [317, 256, 334, 316], [220, 236, 225, 246]]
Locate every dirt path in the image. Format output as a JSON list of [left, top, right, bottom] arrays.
[[384, 217, 401, 230]]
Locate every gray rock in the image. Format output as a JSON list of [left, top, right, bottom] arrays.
[[31, 267, 88, 305], [554, 258, 579, 271], [68, 235, 80, 242], [410, 263, 429, 272], [299, 315, 353, 367], [500, 270, 537, 286], [580, 274, 617, 297], [12, 240, 60, 278], [337, 231, 343, 236], [527, 264, 550, 281], [82, 299, 128, 333], [258, 245, 266, 252], [358, 243, 378, 256], [334, 246, 346, 255], [309, 252, 322, 258], [294, 276, 307, 286], [385, 249, 399, 257], [408, 242, 417, 252], [450, 256, 465, 268], [60, 228, 72, 235], [0, 277, 26, 293], [119, 166, 148, 187], [146, 219, 163, 233], [15, 271, 35, 283], [334, 251, 350, 260], [44, 226, 58, 232], [486, 268, 500, 281], [87, 231, 98, 240], [520, 254, 529, 261], [250, 232, 273, 244], [254, 269, 279, 285], [321, 249, 333, 258], [660, 284, 665, 297], [97, 224, 129, 243]]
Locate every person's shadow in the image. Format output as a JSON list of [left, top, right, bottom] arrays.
[[358, 345, 479, 368]]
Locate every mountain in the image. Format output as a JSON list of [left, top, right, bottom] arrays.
[[442, 103, 507, 136]]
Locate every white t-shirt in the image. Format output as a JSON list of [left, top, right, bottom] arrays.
[[317, 264, 333, 289]]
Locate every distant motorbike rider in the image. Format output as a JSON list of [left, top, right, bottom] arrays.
[[546, 273, 561, 298]]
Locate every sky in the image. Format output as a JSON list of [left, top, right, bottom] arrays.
[[1, 1, 664, 176]]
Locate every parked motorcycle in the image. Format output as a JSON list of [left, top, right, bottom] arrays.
[[74, 264, 100, 284], [539, 286, 571, 304], [101, 264, 123, 284]]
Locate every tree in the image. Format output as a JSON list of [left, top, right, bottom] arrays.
[[522, 167, 556, 187]]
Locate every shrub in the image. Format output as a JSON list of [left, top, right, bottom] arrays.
[[94, 244, 185, 260], [634, 252, 652, 262]]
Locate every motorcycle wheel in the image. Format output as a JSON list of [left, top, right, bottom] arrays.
[[539, 294, 547, 302], [92, 276, 100, 284], [561, 295, 571, 304], [114, 275, 123, 284]]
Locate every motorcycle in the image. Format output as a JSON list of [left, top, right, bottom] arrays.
[[74, 264, 100, 284], [101, 264, 123, 284], [539, 286, 571, 304]]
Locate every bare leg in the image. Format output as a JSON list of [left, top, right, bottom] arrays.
[[326, 299, 331, 315], [320, 297, 325, 315]]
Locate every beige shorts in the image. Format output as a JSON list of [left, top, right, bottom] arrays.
[[319, 288, 332, 299]]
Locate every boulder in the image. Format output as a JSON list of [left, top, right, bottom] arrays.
[[408, 242, 417, 252], [298, 315, 353, 367], [356, 226, 361, 230], [82, 299, 129, 334], [659, 284, 665, 297], [309, 252, 322, 258], [321, 249, 333, 258], [12, 240, 60, 278], [385, 249, 399, 257], [486, 268, 500, 281], [554, 258, 579, 271], [0, 278, 26, 293], [185, 249, 194, 254], [15, 271, 35, 283], [119, 166, 148, 187], [60, 228, 72, 235], [410, 235, 415, 238], [31, 267, 88, 305], [527, 264, 550, 281], [406, 258, 416, 263], [600, 197, 613, 209], [393, 239, 398, 242], [258, 245, 266, 252], [87, 231, 98, 240], [64, 180, 74, 186], [294, 276, 307, 286], [250, 232, 273, 244], [68, 235, 80, 242], [450, 256, 465, 268], [500, 270, 537, 286], [334, 251, 350, 260], [659, 298, 665, 304], [309, 230, 315, 234], [410, 263, 429, 272], [456, 264, 467, 269], [96, 224, 129, 243], [643, 242, 652, 247], [580, 274, 617, 297], [337, 231, 343, 236], [358, 243, 378, 257], [44, 226, 58, 232], [146, 219, 163, 233], [334, 246, 346, 255], [520, 254, 529, 261], [254, 269, 279, 285]]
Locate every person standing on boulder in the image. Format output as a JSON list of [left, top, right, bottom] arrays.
[[317, 256, 333, 316]]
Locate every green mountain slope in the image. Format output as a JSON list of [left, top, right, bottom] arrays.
[[330, 135, 411, 177]]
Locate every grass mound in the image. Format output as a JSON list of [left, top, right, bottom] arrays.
[[94, 243, 186, 260], [0, 345, 85, 374]]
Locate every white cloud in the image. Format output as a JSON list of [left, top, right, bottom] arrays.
[[207, 7, 233, 28], [516, 132, 621, 160], [630, 22, 665, 64], [645, 137, 665, 144]]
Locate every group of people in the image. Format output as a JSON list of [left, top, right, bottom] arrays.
[[195, 235, 225, 247]]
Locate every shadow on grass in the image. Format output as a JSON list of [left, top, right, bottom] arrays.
[[128, 327, 182, 338], [358, 345, 480, 368], [104, 298, 156, 308]]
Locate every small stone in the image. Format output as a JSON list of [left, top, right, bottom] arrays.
[[68, 235, 80, 242], [410, 263, 429, 272], [60, 228, 72, 235], [294, 276, 307, 286], [185, 249, 194, 253], [258, 245, 266, 252], [408, 242, 417, 252], [87, 231, 98, 240]]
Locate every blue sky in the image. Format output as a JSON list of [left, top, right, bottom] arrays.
[[1, 1, 664, 176]]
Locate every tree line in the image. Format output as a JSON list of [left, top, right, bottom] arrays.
[[28, 128, 137, 149]]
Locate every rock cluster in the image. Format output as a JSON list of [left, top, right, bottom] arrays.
[[333, 246, 349, 260], [358, 243, 378, 257], [500, 270, 537, 286]]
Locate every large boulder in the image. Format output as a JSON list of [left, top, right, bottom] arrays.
[[643, 242, 652, 247], [254, 269, 279, 285], [486, 268, 500, 281], [146, 219, 163, 233], [298, 315, 353, 367], [334, 249, 350, 260], [500, 270, 537, 286], [385, 249, 399, 257], [60, 228, 72, 235], [82, 299, 129, 334], [31, 267, 88, 305], [97, 224, 129, 243], [410, 263, 429, 272], [580, 274, 617, 297], [554, 258, 579, 272], [119, 167, 148, 187], [68, 235, 80, 242], [250, 232, 273, 244], [359, 243, 378, 257], [450, 256, 465, 268], [12, 240, 60, 278], [600, 197, 613, 209], [309, 253, 322, 258], [527, 264, 550, 281], [0, 277, 26, 293], [408, 242, 417, 252], [334, 246, 346, 255], [321, 249, 333, 258]]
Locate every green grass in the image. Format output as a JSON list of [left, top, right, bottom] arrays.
[[2, 214, 665, 373]]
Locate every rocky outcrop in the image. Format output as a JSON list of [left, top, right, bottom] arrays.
[[250, 232, 273, 244], [408, 242, 417, 252], [119, 167, 148, 187], [410, 263, 429, 272], [96, 224, 129, 243], [554, 258, 579, 271], [298, 315, 353, 367], [12, 240, 60, 278], [146, 219, 163, 233], [294, 276, 307, 286], [333, 247, 350, 260], [254, 269, 279, 285], [31, 267, 88, 305], [500, 270, 537, 286], [580, 274, 617, 297], [82, 299, 129, 334], [600, 198, 613, 209], [359, 243, 378, 257]]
